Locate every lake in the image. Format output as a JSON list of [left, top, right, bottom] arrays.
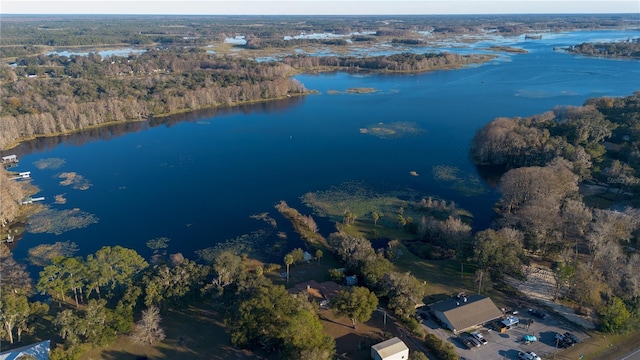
[[8, 29, 640, 264]]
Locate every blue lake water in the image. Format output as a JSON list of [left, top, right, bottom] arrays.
[[8, 29, 640, 263]]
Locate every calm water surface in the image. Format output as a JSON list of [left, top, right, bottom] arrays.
[[9, 30, 640, 262]]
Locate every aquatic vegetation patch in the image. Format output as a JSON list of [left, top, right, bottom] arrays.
[[250, 212, 278, 228], [147, 237, 171, 252], [432, 165, 460, 181], [54, 194, 67, 204], [28, 240, 79, 266], [195, 229, 285, 263], [58, 172, 92, 190], [33, 157, 66, 170], [302, 181, 413, 220], [359, 121, 425, 139], [432, 165, 487, 196], [27, 206, 99, 235], [303, 181, 474, 231]]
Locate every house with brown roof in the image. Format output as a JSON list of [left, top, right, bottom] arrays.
[[288, 280, 343, 307], [429, 294, 503, 334]]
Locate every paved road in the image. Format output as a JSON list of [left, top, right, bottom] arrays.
[[618, 347, 640, 360]]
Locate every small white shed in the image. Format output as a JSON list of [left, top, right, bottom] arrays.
[[371, 337, 409, 360]]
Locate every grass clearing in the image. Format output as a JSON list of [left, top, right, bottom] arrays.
[[392, 242, 475, 298], [79, 300, 254, 360]]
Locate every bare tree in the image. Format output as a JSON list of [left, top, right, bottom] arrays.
[[131, 306, 166, 346], [475, 269, 486, 294]]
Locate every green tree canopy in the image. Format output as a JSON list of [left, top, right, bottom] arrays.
[[330, 286, 378, 329], [600, 296, 631, 333], [228, 283, 335, 359]]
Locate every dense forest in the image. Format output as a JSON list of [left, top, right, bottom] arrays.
[[0, 49, 306, 150], [470, 92, 640, 329], [565, 37, 640, 58], [471, 92, 640, 182]]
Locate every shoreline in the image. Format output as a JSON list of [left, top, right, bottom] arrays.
[[0, 53, 495, 152], [1, 91, 312, 152]]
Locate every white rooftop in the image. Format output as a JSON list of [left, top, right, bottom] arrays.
[[372, 337, 409, 358]]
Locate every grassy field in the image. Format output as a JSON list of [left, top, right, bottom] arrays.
[[79, 301, 255, 360], [554, 329, 640, 360]]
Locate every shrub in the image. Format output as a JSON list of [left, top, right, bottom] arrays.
[[405, 317, 426, 338], [424, 334, 458, 360]]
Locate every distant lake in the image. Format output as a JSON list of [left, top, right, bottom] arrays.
[[8, 30, 640, 265], [46, 48, 146, 57]]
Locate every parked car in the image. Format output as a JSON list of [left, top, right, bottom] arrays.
[[563, 332, 579, 345], [528, 308, 548, 319], [460, 337, 477, 349], [522, 334, 538, 344], [471, 331, 488, 345], [518, 351, 542, 360], [461, 333, 482, 347], [555, 333, 573, 347]]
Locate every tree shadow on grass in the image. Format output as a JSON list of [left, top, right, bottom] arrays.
[[98, 346, 196, 360], [319, 315, 355, 329]]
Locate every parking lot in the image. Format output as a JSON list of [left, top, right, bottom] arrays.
[[421, 308, 590, 360]]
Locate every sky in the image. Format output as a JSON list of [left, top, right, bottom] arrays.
[[2, 0, 638, 15]]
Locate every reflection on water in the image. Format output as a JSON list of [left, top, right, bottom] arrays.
[[11, 96, 305, 158]]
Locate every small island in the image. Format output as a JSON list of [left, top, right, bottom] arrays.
[[346, 87, 377, 94], [484, 45, 528, 54]]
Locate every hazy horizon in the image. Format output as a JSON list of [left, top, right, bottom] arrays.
[[3, 0, 638, 16]]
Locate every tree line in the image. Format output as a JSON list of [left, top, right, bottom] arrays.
[[468, 92, 640, 333], [565, 38, 640, 59], [281, 51, 496, 73], [471, 92, 640, 183], [0, 48, 306, 149], [0, 239, 334, 359]]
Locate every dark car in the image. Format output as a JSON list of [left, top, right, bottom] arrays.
[[555, 333, 573, 347], [563, 332, 579, 345], [471, 331, 488, 345], [460, 337, 477, 349], [528, 308, 548, 319]]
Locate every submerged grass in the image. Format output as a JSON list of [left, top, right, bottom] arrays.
[[359, 121, 425, 139], [27, 206, 98, 235], [432, 164, 488, 196]]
